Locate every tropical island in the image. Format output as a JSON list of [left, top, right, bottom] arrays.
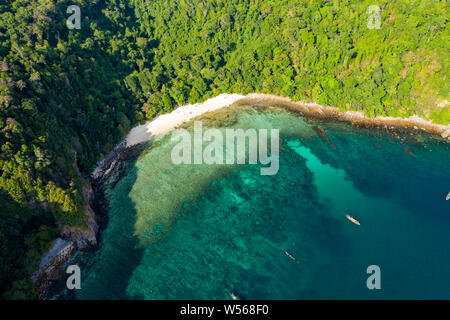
[[0, 0, 448, 299]]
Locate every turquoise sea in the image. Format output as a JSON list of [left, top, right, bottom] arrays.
[[62, 105, 450, 299]]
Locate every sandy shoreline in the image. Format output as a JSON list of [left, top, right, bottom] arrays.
[[126, 93, 245, 147], [125, 93, 450, 147]]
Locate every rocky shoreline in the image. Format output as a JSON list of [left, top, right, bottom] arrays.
[[32, 140, 145, 299], [31, 184, 98, 299], [235, 94, 450, 141], [31, 93, 449, 299]]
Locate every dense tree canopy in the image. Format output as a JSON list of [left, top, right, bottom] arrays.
[[0, 0, 448, 298]]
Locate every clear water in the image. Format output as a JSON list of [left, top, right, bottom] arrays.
[[65, 106, 450, 299]]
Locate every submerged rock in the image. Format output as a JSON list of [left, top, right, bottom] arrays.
[[312, 126, 337, 150]]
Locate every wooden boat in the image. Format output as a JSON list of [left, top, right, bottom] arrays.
[[284, 251, 296, 261], [346, 214, 360, 226]]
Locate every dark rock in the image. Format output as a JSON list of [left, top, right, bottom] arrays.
[[32, 238, 75, 300]]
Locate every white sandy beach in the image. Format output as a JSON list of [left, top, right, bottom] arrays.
[[126, 93, 245, 147], [125, 93, 450, 147]]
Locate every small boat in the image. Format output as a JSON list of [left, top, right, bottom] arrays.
[[447, 192, 450, 201], [229, 292, 240, 300], [285, 251, 296, 261], [346, 214, 360, 226]]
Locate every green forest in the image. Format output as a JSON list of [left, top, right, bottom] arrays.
[[0, 0, 448, 299]]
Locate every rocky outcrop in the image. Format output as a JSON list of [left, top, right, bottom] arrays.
[[91, 140, 127, 181], [32, 238, 75, 299], [61, 209, 98, 250], [91, 140, 147, 184], [33, 182, 99, 299], [61, 183, 99, 250], [32, 140, 145, 299]]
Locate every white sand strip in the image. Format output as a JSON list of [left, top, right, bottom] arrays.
[[126, 93, 244, 147]]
